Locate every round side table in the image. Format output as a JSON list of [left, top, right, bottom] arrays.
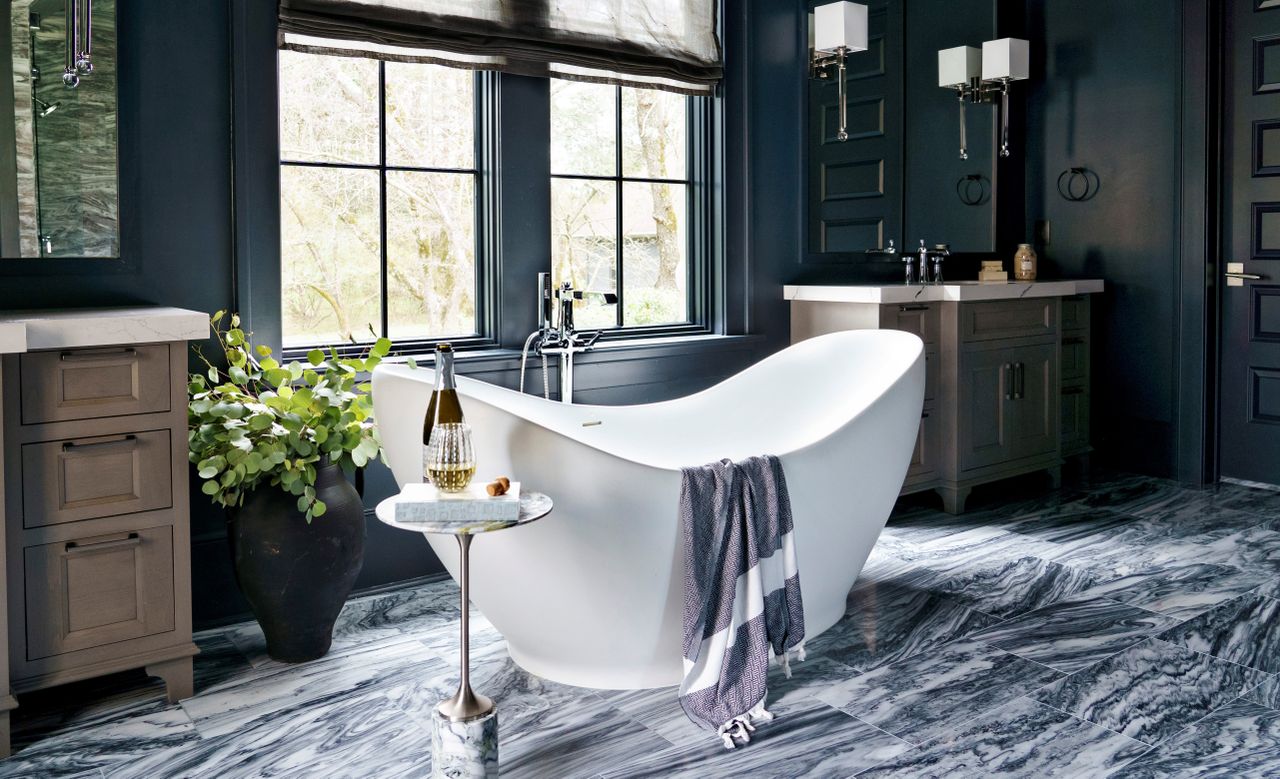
[[375, 490, 553, 778]]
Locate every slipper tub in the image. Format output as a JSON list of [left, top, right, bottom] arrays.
[[371, 329, 925, 689]]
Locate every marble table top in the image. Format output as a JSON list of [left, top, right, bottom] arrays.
[[375, 490, 553, 536]]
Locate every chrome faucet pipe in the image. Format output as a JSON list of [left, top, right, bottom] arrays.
[[62, 0, 80, 87]]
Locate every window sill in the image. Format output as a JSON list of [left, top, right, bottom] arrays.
[[381, 332, 761, 368]]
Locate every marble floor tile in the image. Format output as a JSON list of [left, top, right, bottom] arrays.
[[1244, 675, 1280, 709], [0, 699, 196, 778], [1158, 591, 1280, 674], [815, 639, 1063, 746], [1108, 699, 1280, 778], [593, 656, 858, 749], [873, 554, 1101, 619], [1213, 481, 1280, 519], [808, 580, 1000, 673], [599, 698, 909, 779], [1077, 562, 1272, 620], [110, 685, 435, 779], [1030, 637, 1270, 746], [497, 694, 672, 779], [181, 638, 445, 738], [968, 597, 1178, 673], [857, 695, 1148, 779]]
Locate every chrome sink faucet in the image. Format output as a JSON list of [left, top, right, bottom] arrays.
[[915, 241, 951, 284], [520, 273, 617, 404]]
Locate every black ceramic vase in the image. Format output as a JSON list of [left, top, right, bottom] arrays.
[[228, 462, 365, 663]]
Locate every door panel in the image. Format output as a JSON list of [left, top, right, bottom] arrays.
[[959, 347, 1016, 471], [1008, 343, 1059, 460], [1223, 0, 1280, 485]]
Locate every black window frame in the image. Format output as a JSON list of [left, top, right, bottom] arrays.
[[278, 59, 499, 360], [549, 86, 713, 341]]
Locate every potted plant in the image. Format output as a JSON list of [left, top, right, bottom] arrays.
[[188, 312, 391, 662]]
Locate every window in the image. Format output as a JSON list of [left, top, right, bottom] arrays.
[[278, 50, 482, 350], [550, 82, 698, 330]]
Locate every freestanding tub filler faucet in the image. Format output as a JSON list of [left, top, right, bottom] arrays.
[[520, 273, 617, 404]]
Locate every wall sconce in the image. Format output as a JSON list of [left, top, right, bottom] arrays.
[[938, 37, 1029, 159], [810, 1, 869, 142]]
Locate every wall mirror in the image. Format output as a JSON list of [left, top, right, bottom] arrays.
[[1, 0, 119, 259], [807, 0, 1003, 262]]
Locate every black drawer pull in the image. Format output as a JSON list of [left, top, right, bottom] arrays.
[[59, 348, 137, 363], [1062, 386, 1086, 396], [65, 533, 141, 555], [899, 304, 930, 312], [62, 435, 137, 454]]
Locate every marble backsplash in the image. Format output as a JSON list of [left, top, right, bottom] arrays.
[[8, 0, 118, 258]]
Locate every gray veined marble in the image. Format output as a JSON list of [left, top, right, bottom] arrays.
[[815, 639, 1064, 746], [1157, 591, 1280, 674], [433, 708, 498, 778], [1110, 699, 1280, 778], [967, 596, 1178, 673], [1077, 562, 1272, 619], [1030, 637, 1272, 746], [866, 554, 1101, 619], [7, 471, 1280, 778], [806, 579, 1000, 673], [857, 695, 1149, 779]]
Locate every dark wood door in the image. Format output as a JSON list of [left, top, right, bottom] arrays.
[[1222, 0, 1280, 486]]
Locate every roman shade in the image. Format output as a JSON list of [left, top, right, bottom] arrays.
[[278, 0, 723, 95]]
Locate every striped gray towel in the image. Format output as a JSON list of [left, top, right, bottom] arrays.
[[678, 455, 804, 749]]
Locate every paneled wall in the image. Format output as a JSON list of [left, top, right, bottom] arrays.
[[1023, 0, 1183, 476]]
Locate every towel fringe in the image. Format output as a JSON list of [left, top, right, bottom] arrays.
[[716, 701, 774, 749]]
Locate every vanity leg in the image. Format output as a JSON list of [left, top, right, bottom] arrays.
[[937, 486, 971, 515], [0, 709, 9, 758], [147, 657, 194, 704], [1047, 466, 1063, 490]]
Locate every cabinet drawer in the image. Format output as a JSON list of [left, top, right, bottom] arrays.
[[1062, 335, 1090, 382], [24, 525, 176, 660], [21, 431, 173, 528], [20, 345, 171, 425], [1061, 295, 1090, 331], [880, 303, 939, 345], [961, 299, 1058, 342]]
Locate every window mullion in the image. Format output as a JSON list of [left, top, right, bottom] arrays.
[[615, 86, 624, 328], [377, 61, 390, 340]]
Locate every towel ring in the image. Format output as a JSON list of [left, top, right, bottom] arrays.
[[955, 173, 990, 206], [1057, 167, 1099, 202]]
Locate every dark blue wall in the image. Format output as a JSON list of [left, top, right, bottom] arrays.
[[1023, 0, 1183, 477]]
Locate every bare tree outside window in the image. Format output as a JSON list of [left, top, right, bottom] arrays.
[[550, 80, 691, 328], [279, 51, 479, 348]]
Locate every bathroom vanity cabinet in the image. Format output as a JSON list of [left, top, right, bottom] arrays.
[[786, 282, 1102, 513], [0, 308, 206, 756]]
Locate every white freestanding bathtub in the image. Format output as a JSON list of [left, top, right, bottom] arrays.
[[372, 329, 925, 689]]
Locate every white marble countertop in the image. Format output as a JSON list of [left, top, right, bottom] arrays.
[[0, 307, 209, 352], [783, 279, 1105, 305]]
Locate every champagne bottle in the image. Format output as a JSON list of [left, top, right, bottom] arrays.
[[423, 343, 466, 483]]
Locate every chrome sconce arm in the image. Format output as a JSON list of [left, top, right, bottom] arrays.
[[939, 39, 1029, 160], [808, 2, 869, 143]]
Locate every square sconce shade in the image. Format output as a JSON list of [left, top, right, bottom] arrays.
[[982, 38, 1030, 81], [813, 2, 869, 53], [938, 46, 982, 88]]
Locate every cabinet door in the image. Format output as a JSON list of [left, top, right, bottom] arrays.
[[959, 347, 1018, 471], [1009, 343, 1060, 460]]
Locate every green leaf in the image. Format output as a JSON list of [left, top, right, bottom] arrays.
[[255, 344, 272, 357], [407, 357, 418, 370], [311, 500, 327, 518], [307, 349, 325, 366], [201, 480, 220, 496], [371, 338, 392, 358]]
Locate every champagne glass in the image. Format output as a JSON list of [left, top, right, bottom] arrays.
[[426, 422, 476, 492]]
